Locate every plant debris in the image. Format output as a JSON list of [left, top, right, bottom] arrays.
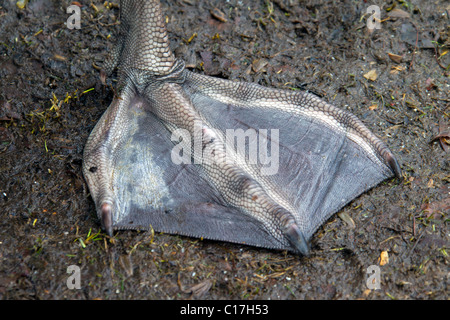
[[363, 69, 378, 81], [431, 120, 450, 152], [210, 7, 227, 22], [378, 250, 389, 266]]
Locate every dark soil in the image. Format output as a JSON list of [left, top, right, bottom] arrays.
[[0, 0, 448, 300]]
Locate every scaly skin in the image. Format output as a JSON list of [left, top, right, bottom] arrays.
[[83, 0, 400, 255]]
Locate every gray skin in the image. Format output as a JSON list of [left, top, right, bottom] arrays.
[[82, 0, 401, 256]]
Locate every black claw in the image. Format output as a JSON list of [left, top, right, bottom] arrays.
[[386, 152, 402, 178], [101, 203, 113, 236], [285, 224, 310, 256], [100, 69, 107, 86]]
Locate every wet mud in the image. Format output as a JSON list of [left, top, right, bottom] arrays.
[[0, 0, 448, 299]]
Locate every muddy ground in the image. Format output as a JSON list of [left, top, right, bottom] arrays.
[[0, 0, 448, 300]]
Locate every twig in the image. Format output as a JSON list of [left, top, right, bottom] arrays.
[[409, 22, 419, 70], [406, 228, 426, 258], [433, 40, 448, 70]]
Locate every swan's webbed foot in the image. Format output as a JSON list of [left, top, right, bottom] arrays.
[[82, 0, 400, 255]]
